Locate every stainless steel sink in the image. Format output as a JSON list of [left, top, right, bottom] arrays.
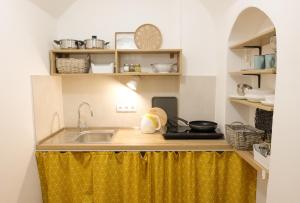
[[75, 130, 116, 143]]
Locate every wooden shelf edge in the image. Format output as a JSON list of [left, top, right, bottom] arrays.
[[50, 48, 183, 76], [230, 27, 276, 49], [52, 73, 182, 76], [51, 49, 116, 54], [229, 68, 276, 75], [230, 99, 274, 111], [51, 49, 182, 54], [236, 150, 269, 173], [116, 49, 182, 53]]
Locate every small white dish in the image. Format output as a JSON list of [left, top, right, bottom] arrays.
[[229, 95, 246, 100], [261, 101, 274, 106], [245, 94, 265, 102], [245, 89, 274, 96]]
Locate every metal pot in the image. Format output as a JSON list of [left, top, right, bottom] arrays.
[[84, 36, 109, 49], [53, 39, 83, 49]]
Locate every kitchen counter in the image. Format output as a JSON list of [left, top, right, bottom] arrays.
[[36, 127, 233, 151]]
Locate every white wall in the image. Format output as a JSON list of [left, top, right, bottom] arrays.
[[56, 0, 219, 126], [62, 76, 216, 127], [0, 0, 56, 202], [5, 0, 300, 202], [209, 0, 300, 202], [32, 76, 64, 142], [56, 0, 217, 76]]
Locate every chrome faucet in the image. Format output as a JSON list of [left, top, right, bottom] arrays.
[[78, 102, 94, 132]]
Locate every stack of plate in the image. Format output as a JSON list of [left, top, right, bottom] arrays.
[[261, 95, 275, 106], [230, 89, 275, 106]]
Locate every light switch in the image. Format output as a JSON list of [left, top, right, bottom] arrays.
[[116, 103, 137, 113]]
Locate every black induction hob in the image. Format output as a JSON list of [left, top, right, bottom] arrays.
[[163, 125, 223, 140]]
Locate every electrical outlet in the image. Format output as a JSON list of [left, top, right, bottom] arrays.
[[116, 103, 137, 113]]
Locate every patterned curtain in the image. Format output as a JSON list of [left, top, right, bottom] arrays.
[[36, 151, 256, 203]]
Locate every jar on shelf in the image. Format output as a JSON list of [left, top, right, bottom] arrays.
[[134, 64, 141, 72], [123, 64, 130, 72], [129, 64, 135, 72]]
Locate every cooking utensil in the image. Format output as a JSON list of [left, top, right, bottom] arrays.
[[134, 24, 162, 50], [53, 39, 84, 49], [152, 97, 178, 119], [237, 83, 252, 96], [149, 107, 167, 127], [140, 113, 161, 134], [163, 126, 223, 140], [172, 117, 217, 132], [84, 36, 109, 49], [151, 63, 177, 73]]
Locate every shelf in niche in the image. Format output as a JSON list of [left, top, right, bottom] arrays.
[[229, 27, 276, 49], [52, 72, 181, 76], [230, 99, 274, 111], [51, 49, 116, 54], [229, 68, 276, 75]]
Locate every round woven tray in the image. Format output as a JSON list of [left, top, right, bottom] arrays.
[[134, 24, 162, 50]]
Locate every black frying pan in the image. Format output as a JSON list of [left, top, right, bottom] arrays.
[[171, 117, 217, 132]]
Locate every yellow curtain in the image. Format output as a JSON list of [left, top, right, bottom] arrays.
[[36, 151, 256, 203]]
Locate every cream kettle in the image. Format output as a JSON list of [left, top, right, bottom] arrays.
[[140, 113, 161, 133]]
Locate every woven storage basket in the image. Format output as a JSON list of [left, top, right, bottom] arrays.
[[225, 122, 264, 150], [56, 57, 90, 74]]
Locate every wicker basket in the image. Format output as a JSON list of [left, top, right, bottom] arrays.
[[56, 57, 90, 74], [225, 122, 264, 150]]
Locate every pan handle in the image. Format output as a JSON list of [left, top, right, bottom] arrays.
[[167, 118, 178, 127], [173, 117, 189, 125]]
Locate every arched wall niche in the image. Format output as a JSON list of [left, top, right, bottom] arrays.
[[229, 7, 275, 45], [225, 7, 277, 125]]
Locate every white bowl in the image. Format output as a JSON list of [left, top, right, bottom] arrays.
[[229, 95, 246, 100], [261, 101, 274, 106], [245, 94, 265, 102], [245, 89, 274, 95], [151, 63, 176, 73]]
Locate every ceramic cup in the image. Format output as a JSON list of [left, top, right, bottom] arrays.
[[254, 55, 265, 69], [265, 54, 276, 68]]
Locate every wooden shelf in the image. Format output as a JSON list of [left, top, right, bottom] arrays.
[[236, 150, 268, 173], [52, 72, 181, 76], [230, 27, 276, 49], [115, 72, 181, 76], [50, 49, 183, 76], [117, 49, 182, 54], [51, 49, 181, 54], [230, 99, 274, 111], [51, 49, 116, 54], [229, 68, 276, 75]]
